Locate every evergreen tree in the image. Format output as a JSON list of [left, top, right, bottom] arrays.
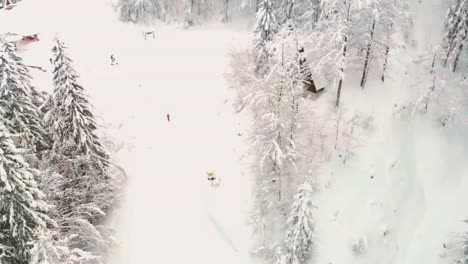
[[46, 38, 110, 176], [184, 0, 195, 26], [283, 182, 315, 264], [42, 38, 118, 262], [0, 37, 17, 52], [116, 0, 161, 24], [222, 0, 231, 23], [0, 122, 54, 264], [254, 0, 279, 76], [444, 0, 468, 72], [254, 0, 279, 54], [38, 169, 114, 263], [0, 38, 46, 153]]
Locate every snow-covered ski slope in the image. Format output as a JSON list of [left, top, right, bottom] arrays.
[[1, 0, 252, 263]]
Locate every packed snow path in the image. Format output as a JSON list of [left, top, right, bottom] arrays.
[[106, 27, 252, 263]]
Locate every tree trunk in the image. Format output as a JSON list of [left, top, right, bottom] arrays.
[[431, 52, 437, 91], [336, 2, 350, 107], [277, 82, 283, 201], [444, 44, 452, 67], [336, 35, 347, 107], [381, 44, 389, 82], [286, 0, 294, 20], [360, 19, 376, 89], [430, 52, 436, 74], [277, 154, 282, 202], [223, 0, 229, 22], [290, 96, 299, 145], [453, 44, 463, 72], [381, 23, 392, 82]]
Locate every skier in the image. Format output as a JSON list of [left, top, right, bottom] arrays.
[[166, 113, 170, 122], [207, 171, 216, 181], [206, 171, 220, 187], [110, 54, 117, 65]]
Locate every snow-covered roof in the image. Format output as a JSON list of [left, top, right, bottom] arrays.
[[0, 0, 43, 35]]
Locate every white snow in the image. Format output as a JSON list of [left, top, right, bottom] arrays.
[[309, 1, 468, 264], [2, 0, 467, 264]]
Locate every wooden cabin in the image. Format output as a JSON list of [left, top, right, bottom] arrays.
[[0, 0, 17, 10], [298, 47, 324, 94]]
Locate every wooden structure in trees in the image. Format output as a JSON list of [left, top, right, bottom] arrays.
[[298, 47, 324, 94]]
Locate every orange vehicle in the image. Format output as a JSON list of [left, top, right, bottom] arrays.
[[21, 34, 39, 43]]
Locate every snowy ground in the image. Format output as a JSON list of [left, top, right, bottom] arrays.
[[110, 26, 253, 264], [2, 0, 253, 263], [310, 1, 468, 264], [2, 0, 468, 264]]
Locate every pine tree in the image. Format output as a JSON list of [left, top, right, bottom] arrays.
[[444, 0, 468, 72], [46, 38, 110, 176], [184, 0, 195, 26], [38, 170, 114, 262], [254, 0, 279, 76], [0, 38, 46, 153], [222, 0, 230, 23], [254, 0, 279, 54], [283, 182, 315, 264], [0, 122, 54, 264], [116, 0, 161, 24], [42, 38, 117, 262], [0, 37, 17, 52]]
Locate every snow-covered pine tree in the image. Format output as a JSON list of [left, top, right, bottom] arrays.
[[116, 0, 161, 24], [0, 36, 17, 52], [356, 0, 409, 88], [254, 0, 279, 75], [184, 0, 195, 26], [254, 0, 279, 52], [283, 182, 315, 264], [324, 0, 351, 107], [229, 33, 304, 260], [37, 169, 114, 263], [41, 38, 118, 263], [296, 0, 321, 32], [0, 122, 54, 264], [222, 0, 230, 23], [444, 0, 467, 72], [277, 0, 318, 24], [0, 37, 48, 111], [0, 38, 47, 153], [46, 38, 110, 176]]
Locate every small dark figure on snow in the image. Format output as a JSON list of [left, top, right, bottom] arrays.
[[166, 114, 170, 122], [110, 54, 117, 65], [143, 31, 155, 40], [207, 171, 216, 181], [206, 171, 221, 187]]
